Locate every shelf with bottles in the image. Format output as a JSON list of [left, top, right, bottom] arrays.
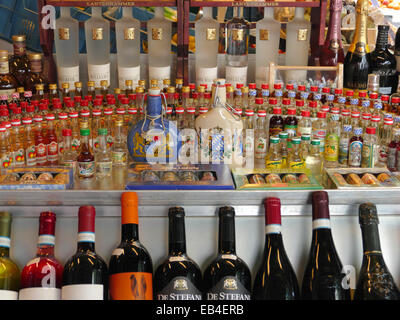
[[46, 0, 177, 7], [189, 0, 321, 7]]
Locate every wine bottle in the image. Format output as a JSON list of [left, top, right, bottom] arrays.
[[109, 192, 153, 300], [61, 206, 108, 300], [370, 25, 398, 95], [85, 7, 110, 88], [55, 7, 80, 89], [395, 27, 400, 74], [343, 0, 371, 91], [154, 207, 203, 300], [354, 203, 400, 300], [0, 212, 20, 300], [301, 191, 350, 300], [203, 206, 251, 300], [195, 7, 219, 89], [253, 198, 300, 300], [19, 212, 63, 300]]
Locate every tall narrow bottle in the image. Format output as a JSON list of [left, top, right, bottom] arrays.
[[116, 7, 141, 90], [147, 8, 172, 87], [0, 212, 20, 300], [354, 203, 400, 300], [55, 7, 80, 89], [154, 207, 203, 300], [85, 7, 110, 88], [109, 192, 153, 300], [285, 8, 311, 82], [61, 206, 108, 300], [255, 8, 280, 87], [10, 35, 29, 87], [395, 27, 400, 77], [195, 7, 219, 89], [253, 198, 300, 300], [0, 50, 18, 99], [19, 212, 63, 300], [203, 206, 251, 300], [344, 0, 371, 91], [225, 7, 250, 88], [301, 191, 350, 300]]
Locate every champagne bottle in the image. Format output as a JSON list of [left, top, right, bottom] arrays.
[[253, 198, 300, 300], [301, 191, 350, 300], [354, 203, 400, 300], [344, 0, 371, 91]]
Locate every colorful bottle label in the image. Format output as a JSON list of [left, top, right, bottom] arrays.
[[266, 159, 283, 169], [361, 143, 377, 168], [13, 148, 25, 166], [155, 276, 202, 301], [25, 145, 36, 166], [378, 144, 388, 166], [111, 151, 127, 164], [96, 161, 112, 176], [78, 161, 95, 178], [109, 272, 153, 300], [1, 153, 11, 170], [107, 135, 114, 148], [348, 141, 363, 167], [58, 142, 64, 155], [338, 138, 349, 165], [254, 137, 267, 159], [289, 160, 305, 169], [324, 133, 339, 161], [71, 138, 80, 152], [61, 284, 103, 300], [206, 276, 250, 300], [269, 127, 282, 137], [47, 141, 58, 163]]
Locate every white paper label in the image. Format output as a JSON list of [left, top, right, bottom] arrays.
[[0, 290, 18, 300], [225, 66, 247, 88], [112, 248, 124, 257], [149, 66, 171, 88], [312, 218, 331, 230], [118, 65, 140, 90], [88, 63, 111, 87], [38, 235, 55, 246], [0, 236, 10, 248], [255, 66, 269, 88], [169, 256, 187, 262], [221, 254, 237, 260], [57, 66, 80, 89], [61, 284, 103, 300], [19, 287, 61, 300], [196, 66, 218, 90], [77, 232, 95, 243], [379, 87, 392, 95], [265, 224, 282, 234]]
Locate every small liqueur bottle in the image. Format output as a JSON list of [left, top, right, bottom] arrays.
[[60, 128, 77, 175], [111, 120, 128, 167], [287, 137, 305, 169], [254, 109, 267, 162], [269, 105, 284, 137], [339, 124, 352, 166], [0, 50, 18, 99], [361, 127, 378, 168], [77, 128, 95, 178], [300, 134, 311, 159], [389, 128, 400, 171], [348, 127, 364, 167], [284, 107, 298, 148], [45, 114, 58, 165], [25, 53, 48, 95], [279, 131, 289, 168], [305, 139, 323, 183], [10, 35, 29, 87], [265, 136, 283, 169], [95, 128, 112, 178], [22, 117, 36, 167]]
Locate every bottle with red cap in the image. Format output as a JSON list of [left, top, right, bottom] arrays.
[[350, 110, 361, 130], [296, 84, 309, 102], [62, 206, 108, 300], [45, 114, 58, 165], [68, 111, 80, 152], [297, 109, 312, 137], [361, 126, 378, 168], [308, 86, 322, 110], [271, 83, 283, 104], [259, 83, 270, 103], [255, 108, 267, 161], [360, 112, 371, 132], [302, 191, 350, 300], [56, 112, 68, 154], [19, 212, 63, 300], [22, 117, 35, 166], [284, 107, 298, 147], [60, 128, 77, 173], [312, 111, 327, 153], [0, 125, 11, 170], [391, 96, 400, 114], [103, 108, 114, 148], [109, 192, 153, 300], [10, 119, 25, 167], [269, 102, 283, 137], [308, 101, 318, 122], [248, 83, 257, 108], [234, 84, 244, 109], [253, 198, 299, 300], [33, 116, 46, 166], [378, 117, 393, 167], [324, 107, 340, 167]]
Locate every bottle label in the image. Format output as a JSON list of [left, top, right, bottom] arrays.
[[265, 224, 282, 234], [58, 27, 70, 40], [1, 153, 11, 170], [109, 272, 153, 300], [71, 138, 80, 151], [266, 159, 283, 169], [269, 127, 282, 137], [96, 161, 112, 176], [0, 290, 18, 300], [0, 61, 9, 74], [149, 66, 171, 88], [259, 29, 269, 40], [338, 138, 349, 165], [297, 29, 308, 41], [349, 140, 363, 166], [118, 65, 140, 90], [206, 28, 217, 41], [312, 218, 331, 230], [254, 137, 267, 159], [289, 160, 305, 169], [77, 231, 95, 243], [78, 161, 95, 178], [378, 144, 388, 166], [155, 276, 202, 301], [378, 87, 392, 95], [92, 28, 103, 40], [47, 141, 58, 163], [361, 143, 377, 168], [151, 28, 163, 40], [38, 235, 55, 246], [111, 151, 127, 164], [206, 276, 250, 300], [196, 66, 218, 91], [88, 63, 111, 88], [61, 284, 104, 300], [13, 148, 25, 166], [57, 66, 80, 89], [225, 66, 248, 89], [324, 133, 339, 161], [298, 126, 312, 136], [0, 236, 11, 248], [25, 145, 36, 166], [124, 27, 135, 40], [19, 288, 61, 300]]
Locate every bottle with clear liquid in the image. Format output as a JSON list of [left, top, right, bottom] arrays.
[[306, 139, 323, 183], [339, 124, 352, 166], [85, 7, 110, 88], [255, 8, 281, 87], [361, 127, 379, 168], [116, 7, 140, 90], [111, 120, 127, 167], [95, 128, 112, 178], [60, 128, 77, 175], [255, 109, 267, 162], [148, 8, 172, 87], [324, 110, 340, 168], [195, 7, 219, 89], [265, 136, 283, 169], [225, 7, 250, 88], [55, 7, 80, 88], [285, 8, 311, 82], [287, 137, 305, 169]]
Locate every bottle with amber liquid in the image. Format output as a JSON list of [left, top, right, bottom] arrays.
[[25, 53, 48, 95], [0, 50, 18, 99], [344, 0, 371, 91], [77, 128, 95, 179], [10, 35, 29, 87]]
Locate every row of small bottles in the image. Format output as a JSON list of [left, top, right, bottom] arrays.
[[0, 191, 398, 300]]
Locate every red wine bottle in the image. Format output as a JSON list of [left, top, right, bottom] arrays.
[[61, 206, 108, 300], [253, 198, 300, 300], [203, 206, 251, 300], [154, 207, 203, 300], [301, 191, 350, 300], [319, 0, 344, 70], [109, 192, 153, 300], [19, 212, 63, 300], [354, 203, 400, 300]]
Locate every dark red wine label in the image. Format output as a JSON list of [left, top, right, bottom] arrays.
[[206, 276, 250, 300], [156, 276, 202, 300]]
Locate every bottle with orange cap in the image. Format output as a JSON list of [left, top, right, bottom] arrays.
[[109, 192, 153, 300]]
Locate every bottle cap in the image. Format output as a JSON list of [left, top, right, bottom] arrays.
[[78, 206, 96, 233], [368, 74, 380, 92], [98, 128, 107, 135], [312, 191, 330, 220], [261, 83, 269, 89], [273, 83, 282, 90], [301, 134, 311, 141], [269, 98, 278, 105], [255, 98, 263, 105], [291, 137, 301, 144], [264, 198, 281, 226], [311, 139, 320, 146], [39, 212, 56, 236], [80, 128, 90, 136], [301, 110, 310, 117], [218, 206, 235, 218], [309, 101, 317, 108], [310, 86, 318, 92], [168, 207, 185, 219], [249, 83, 257, 89], [270, 136, 279, 143], [279, 131, 288, 138], [334, 88, 342, 95], [286, 84, 294, 90], [273, 107, 282, 115], [322, 87, 330, 93], [366, 127, 376, 134], [359, 203, 379, 225], [358, 91, 367, 98], [245, 109, 254, 117], [381, 95, 389, 102], [351, 111, 360, 118], [317, 111, 326, 118], [346, 90, 354, 97], [296, 100, 304, 107], [298, 85, 306, 91], [62, 128, 72, 136], [287, 108, 296, 115], [392, 97, 400, 103], [121, 192, 139, 225], [257, 110, 266, 117]]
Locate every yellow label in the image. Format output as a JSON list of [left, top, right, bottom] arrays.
[[152, 28, 163, 40], [0, 61, 9, 74], [266, 160, 282, 169], [232, 29, 244, 41], [259, 29, 269, 41], [124, 28, 135, 40], [58, 28, 70, 40], [289, 160, 305, 169], [92, 28, 103, 40], [206, 28, 216, 41], [297, 29, 308, 41]]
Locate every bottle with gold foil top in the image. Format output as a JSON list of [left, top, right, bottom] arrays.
[[0, 50, 18, 100], [344, 0, 371, 91], [25, 53, 48, 95], [10, 35, 29, 87]]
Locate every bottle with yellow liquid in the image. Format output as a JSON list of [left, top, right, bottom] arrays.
[[287, 137, 305, 169], [10, 119, 25, 167], [265, 136, 282, 169]]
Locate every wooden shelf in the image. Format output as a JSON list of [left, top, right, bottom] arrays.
[[190, 1, 321, 7], [46, 0, 177, 7]]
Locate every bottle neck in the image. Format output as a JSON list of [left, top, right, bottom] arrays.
[[264, 7, 274, 19], [202, 7, 213, 19], [154, 7, 164, 18], [63, 135, 72, 150], [60, 7, 71, 18], [294, 7, 305, 20], [91, 7, 102, 18], [350, 0, 369, 53], [361, 223, 382, 254], [168, 215, 187, 255], [0, 247, 9, 257], [326, 0, 342, 43], [122, 7, 132, 18], [77, 241, 95, 252], [36, 244, 55, 257], [98, 134, 108, 150], [218, 215, 236, 254], [375, 29, 389, 49], [122, 223, 139, 242]]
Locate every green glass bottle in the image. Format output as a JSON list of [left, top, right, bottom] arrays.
[[0, 212, 20, 299]]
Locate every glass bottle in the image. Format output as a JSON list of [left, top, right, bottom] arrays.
[[34, 116, 47, 166], [77, 128, 95, 178], [255, 109, 267, 162], [95, 128, 112, 178], [10, 35, 29, 87], [300, 134, 311, 159], [45, 114, 58, 165], [377, 117, 392, 167], [278, 131, 288, 168], [25, 53, 48, 95], [361, 127, 378, 168], [338, 124, 352, 166], [111, 120, 128, 167], [298, 110, 312, 137], [306, 139, 323, 183], [265, 136, 283, 169], [312, 111, 327, 153], [269, 106, 284, 137], [284, 107, 298, 148], [324, 109, 340, 167], [69, 112, 81, 152], [348, 127, 364, 167], [0, 125, 11, 171], [287, 137, 305, 169], [60, 128, 77, 175], [10, 119, 25, 167], [389, 128, 400, 171], [0, 50, 18, 98]]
